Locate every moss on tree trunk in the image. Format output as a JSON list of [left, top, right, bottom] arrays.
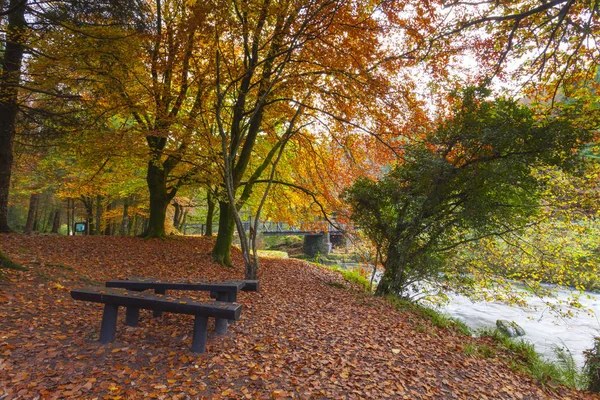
[[213, 201, 235, 266]]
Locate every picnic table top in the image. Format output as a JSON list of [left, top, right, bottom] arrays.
[[105, 277, 258, 292]]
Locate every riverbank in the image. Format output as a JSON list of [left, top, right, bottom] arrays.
[[0, 234, 596, 399]]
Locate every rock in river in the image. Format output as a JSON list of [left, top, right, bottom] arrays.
[[496, 319, 526, 337]]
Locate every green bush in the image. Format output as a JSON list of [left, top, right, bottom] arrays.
[[584, 338, 600, 392]]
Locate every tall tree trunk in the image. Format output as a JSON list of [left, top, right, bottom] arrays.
[[95, 195, 103, 235], [80, 196, 94, 235], [32, 196, 41, 232], [41, 196, 52, 232], [121, 198, 129, 235], [172, 202, 181, 230], [212, 201, 235, 266], [103, 201, 112, 235], [51, 208, 61, 234], [181, 210, 187, 233], [374, 245, 405, 297], [24, 193, 39, 235], [70, 198, 76, 235], [144, 162, 171, 238], [66, 199, 72, 235], [0, 0, 26, 233], [132, 213, 139, 236], [205, 191, 215, 236]]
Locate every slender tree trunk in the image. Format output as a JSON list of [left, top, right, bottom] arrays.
[[205, 191, 215, 236], [32, 196, 41, 232], [51, 208, 61, 234], [103, 202, 112, 235], [181, 210, 187, 233], [369, 247, 380, 293], [66, 199, 72, 235], [24, 193, 39, 235], [42, 197, 52, 233], [143, 162, 171, 238], [132, 214, 139, 236], [70, 198, 76, 235], [0, 0, 26, 233], [95, 195, 103, 235], [213, 201, 235, 266], [121, 198, 129, 235], [172, 202, 181, 230], [80, 196, 94, 235]]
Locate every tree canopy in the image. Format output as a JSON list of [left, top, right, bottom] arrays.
[[342, 88, 592, 297]]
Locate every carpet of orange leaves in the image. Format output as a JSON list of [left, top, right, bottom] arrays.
[[0, 234, 597, 399]]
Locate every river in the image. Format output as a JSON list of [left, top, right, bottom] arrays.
[[437, 287, 599, 367]]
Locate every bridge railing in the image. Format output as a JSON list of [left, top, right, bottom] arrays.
[[182, 220, 347, 236]]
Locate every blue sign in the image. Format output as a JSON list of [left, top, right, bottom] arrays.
[[74, 222, 87, 233]]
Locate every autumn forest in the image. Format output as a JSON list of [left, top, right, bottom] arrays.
[[2, 0, 600, 398]]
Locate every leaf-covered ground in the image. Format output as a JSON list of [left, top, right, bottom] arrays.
[[0, 235, 596, 399]]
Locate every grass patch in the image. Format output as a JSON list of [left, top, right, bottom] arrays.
[[256, 250, 289, 258], [327, 265, 371, 292], [36, 270, 56, 282], [327, 281, 346, 289], [463, 342, 497, 358], [79, 276, 102, 286], [0, 250, 28, 271], [47, 262, 75, 271], [477, 327, 586, 389], [387, 296, 471, 336]]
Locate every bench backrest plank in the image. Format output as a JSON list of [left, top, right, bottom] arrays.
[[71, 287, 242, 320]]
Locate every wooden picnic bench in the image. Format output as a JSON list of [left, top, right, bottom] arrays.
[[70, 287, 241, 353], [105, 278, 259, 335]]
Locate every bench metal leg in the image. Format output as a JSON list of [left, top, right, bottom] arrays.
[[99, 304, 119, 343], [125, 307, 139, 326], [191, 315, 208, 353], [154, 288, 166, 318], [214, 292, 228, 335]]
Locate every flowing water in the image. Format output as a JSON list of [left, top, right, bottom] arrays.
[[438, 287, 600, 367]]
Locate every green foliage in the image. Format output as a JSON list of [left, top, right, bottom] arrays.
[[342, 87, 592, 297], [553, 344, 586, 389], [328, 265, 371, 292], [584, 338, 600, 392], [448, 163, 600, 296]]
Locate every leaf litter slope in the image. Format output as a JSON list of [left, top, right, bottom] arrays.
[[0, 235, 595, 399]]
